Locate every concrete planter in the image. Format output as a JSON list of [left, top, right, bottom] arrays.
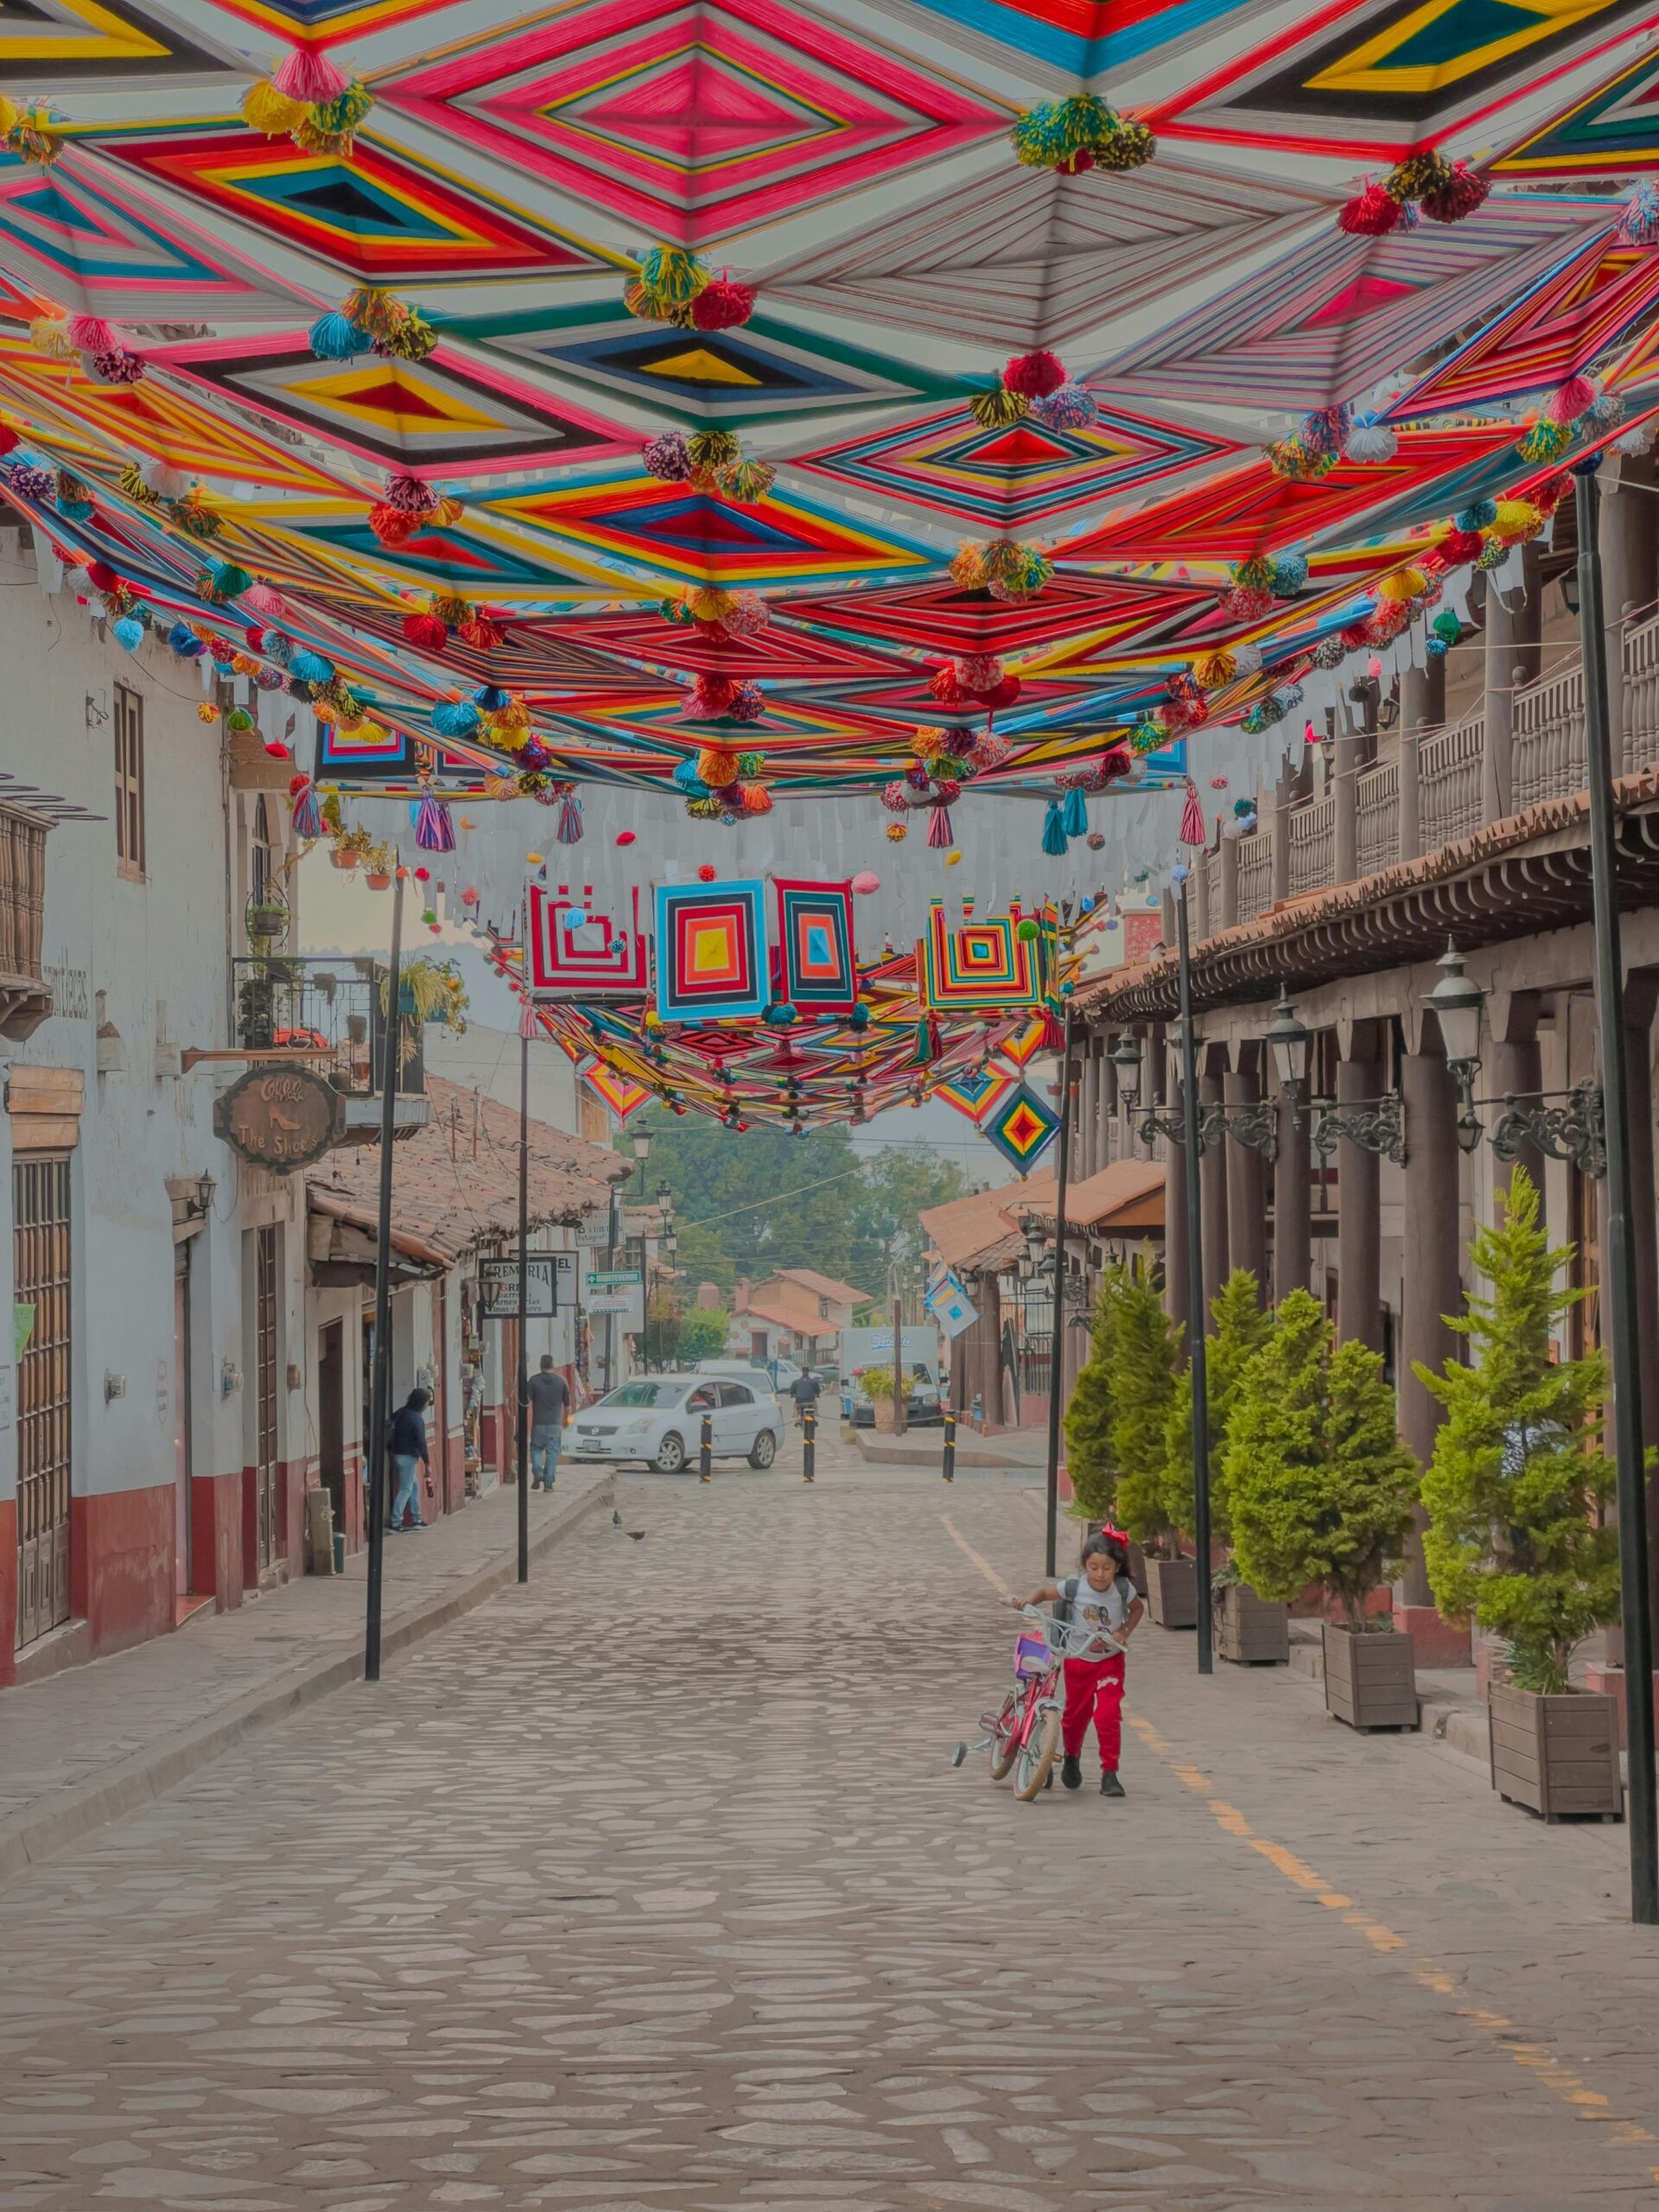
[[1216, 1582, 1289, 1666], [1146, 1555, 1198, 1630], [1489, 1682, 1623, 1821], [1323, 1622, 1419, 1732]]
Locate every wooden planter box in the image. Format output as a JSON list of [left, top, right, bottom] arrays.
[[1324, 1623, 1419, 1732], [1146, 1555, 1198, 1630], [1216, 1583, 1289, 1666], [1489, 1682, 1623, 1821]]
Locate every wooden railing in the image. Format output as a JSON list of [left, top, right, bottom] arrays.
[[1237, 828, 1274, 923], [1625, 607, 1659, 775], [1512, 659, 1586, 810], [1287, 794, 1335, 898], [1356, 760, 1399, 877], [1420, 708, 1485, 849]]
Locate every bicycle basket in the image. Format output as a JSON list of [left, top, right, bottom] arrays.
[[1013, 1630, 1051, 1678]]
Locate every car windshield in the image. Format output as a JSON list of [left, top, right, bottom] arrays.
[[599, 1382, 681, 1410]]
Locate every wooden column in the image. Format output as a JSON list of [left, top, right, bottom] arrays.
[[1399, 664, 1429, 864], [1219, 835, 1240, 930], [1273, 1077, 1312, 1306], [1489, 990, 1544, 1214], [1078, 1036, 1098, 1180], [1224, 1057, 1268, 1304], [1334, 1028, 1384, 1356], [1397, 1042, 1463, 1618], [1482, 578, 1517, 826], [1198, 1062, 1229, 1328], [1333, 709, 1362, 886]]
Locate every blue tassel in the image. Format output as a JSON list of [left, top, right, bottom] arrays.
[[1060, 786, 1087, 838], [671, 756, 709, 796], [308, 311, 367, 360], [167, 622, 203, 657], [471, 683, 509, 711], [291, 782, 323, 838], [290, 649, 334, 683], [415, 790, 455, 852], [432, 699, 480, 737], [1455, 499, 1497, 532], [111, 615, 143, 652], [1041, 798, 1068, 855], [1269, 550, 1307, 596]]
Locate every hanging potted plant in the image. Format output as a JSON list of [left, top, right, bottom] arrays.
[[859, 1363, 897, 1434], [1161, 1268, 1273, 1630], [1418, 1169, 1623, 1818], [1227, 1288, 1421, 1727], [363, 842, 395, 891], [1105, 1252, 1186, 1622], [379, 955, 470, 1036], [244, 879, 290, 948]]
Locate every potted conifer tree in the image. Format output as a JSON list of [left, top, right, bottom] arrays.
[[1107, 1253, 1185, 1622], [1227, 1288, 1421, 1726], [1064, 1263, 1124, 1529], [1160, 1268, 1273, 1628], [1417, 1169, 1623, 1818]]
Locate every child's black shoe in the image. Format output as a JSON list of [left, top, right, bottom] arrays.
[[1100, 1771, 1126, 1799], [1060, 1754, 1082, 1790]]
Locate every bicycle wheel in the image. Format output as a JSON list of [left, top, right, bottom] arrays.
[[988, 1690, 1021, 1781], [1013, 1707, 1062, 1800]]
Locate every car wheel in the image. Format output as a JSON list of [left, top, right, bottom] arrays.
[[749, 1428, 777, 1470], [654, 1432, 686, 1474]]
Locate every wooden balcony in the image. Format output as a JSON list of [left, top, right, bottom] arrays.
[[0, 802, 53, 1040]]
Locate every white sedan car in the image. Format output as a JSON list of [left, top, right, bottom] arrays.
[[566, 1375, 785, 1474]]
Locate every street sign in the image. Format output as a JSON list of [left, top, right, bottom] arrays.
[[586, 1268, 642, 1290], [587, 1290, 632, 1315], [478, 1253, 576, 1319]]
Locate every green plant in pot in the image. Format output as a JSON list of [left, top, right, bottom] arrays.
[[1064, 1262, 1127, 1525], [859, 1363, 897, 1433], [1416, 1168, 1623, 1809], [1164, 1267, 1273, 1553], [1092, 1250, 1182, 1618], [1227, 1287, 1419, 1713]]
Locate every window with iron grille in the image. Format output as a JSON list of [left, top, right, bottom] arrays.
[[113, 684, 144, 880], [15, 1156, 72, 1648]]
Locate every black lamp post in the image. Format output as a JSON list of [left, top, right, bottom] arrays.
[[1263, 988, 1313, 1112], [1426, 940, 1486, 1154]]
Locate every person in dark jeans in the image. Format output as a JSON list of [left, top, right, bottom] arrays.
[[388, 1389, 431, 1531], [789, 1370, 822, 1429], [528, 1356, 569, 1490]]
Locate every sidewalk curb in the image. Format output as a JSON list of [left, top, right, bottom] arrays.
[[0, 1473, 615, 1888]]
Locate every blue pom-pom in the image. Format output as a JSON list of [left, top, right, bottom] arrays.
[[471, 683, 510, 711], [672, 756, 709, 796], [1456, 500, 1497, 532], [308, 311, 367, 361], [1041, 798, 1068, 855], [290, 650, 334, 683], [432, 700, 480, 737], [57, 498, 92, 522], [1426, 637, 1448, 660], [1173, 862, 1190, 884], [763, 1001, 798, 1027], [850, 1002, 870, 1030], [1270, 551, 1308, 596], [167, 622, 203, 657], [111, 615, 143, 652]]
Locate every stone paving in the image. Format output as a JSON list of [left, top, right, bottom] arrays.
[[3, 1457, 1659, 2210]]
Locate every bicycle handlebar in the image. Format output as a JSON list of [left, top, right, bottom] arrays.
[[1008, 1600, 1126, 1661]]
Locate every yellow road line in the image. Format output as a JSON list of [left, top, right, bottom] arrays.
[[941, 1512, 1013, 1598]]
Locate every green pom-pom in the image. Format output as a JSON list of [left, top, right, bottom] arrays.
[[1432, 609, 1462, 645], [1016, 917, 1040, 940]]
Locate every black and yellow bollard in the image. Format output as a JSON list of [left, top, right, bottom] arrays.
[[942, 1408, 957, 1484], [699, 1411, 713, 1483], [802, 1404, 816, 1484]]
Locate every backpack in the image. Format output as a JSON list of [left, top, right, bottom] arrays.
[[1053, 1574, 1082, 1625]]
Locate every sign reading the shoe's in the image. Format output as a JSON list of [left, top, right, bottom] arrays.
[[213, 1065, 344, 1172]]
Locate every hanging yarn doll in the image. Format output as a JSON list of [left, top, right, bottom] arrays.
[[1179, 782, 1206, 846], [414, 784, 456, 855]]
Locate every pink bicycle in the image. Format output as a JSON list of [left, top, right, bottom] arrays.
[[953, 1605, 1124, 1802]]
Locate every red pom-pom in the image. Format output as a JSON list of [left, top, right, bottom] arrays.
[[1419, 162, 1490, 225], [928, 664, 969, 705], [696, 862, 717, 882], [616, 829, 637, 845], [1097, 744, 1132, 780], [245, 626, 264, 652], [272, 44, 348, 103], [403, 611, 450, 650], [1434, 527, 1485, 566], [1004, 349, 1066, 398], [0, 424, 18, 457], [85, 560, 119, 593], [264, 741, 291, 759], [1532, 473, 1569, 515], [370, 502, 420, 545], [1056, 147, 1094, 174], [1547, 374, 1595, 425], [1339, 621, 1372, 650], [1338, 182, 1402, 237], [690, 277, 754, 331], [457, 613, 505, 649], [982, 675, 1021, 709], [289, 772, 310, 796]]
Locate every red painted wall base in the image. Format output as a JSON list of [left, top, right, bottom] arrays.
[[190, 1470, 243, 1611], [68, 1486, 175, 1661]]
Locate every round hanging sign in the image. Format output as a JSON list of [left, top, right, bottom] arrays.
[[213, 1064, 345, 1173]]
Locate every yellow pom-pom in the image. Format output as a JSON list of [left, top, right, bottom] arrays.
[[644, 1010, 664, 1030], [525, 850, 544, 865], [0, 96, 17, 138], [241, 79, 307, 137], [949, 543, 988, 590], [887, 822, 907, 842], [1375, 564, 1427, 603], [196, 702, 219, 723], [944, 849, 962, 867], [911, 726, 948, 760], [696, 748, 740, 785], [29, 316, 71, 359], [1192, 650, 1236, 690], [689, 587, 734, 623], [1491, 499, 1543, 544]]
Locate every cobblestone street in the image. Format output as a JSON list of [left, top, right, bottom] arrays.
[[4, 1460, 1659, 2210]]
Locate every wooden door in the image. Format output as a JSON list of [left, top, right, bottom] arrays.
[[318, 1319, 344, 1539], [254, 1224, 279, 1570], [173, 1244, 192, 1597]]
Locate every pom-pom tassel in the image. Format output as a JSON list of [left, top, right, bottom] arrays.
[[308, 309, 366, 360], [1041, 798, 1068, 856], [1338, 181, 1400, 236], [556, 792, 583, 846], [1179, 783, 1205, 846], [290, 777, 323, 839], [272, 44, 349, 104], [926, 800, 952, 849], [1547, 374, 1596, 425], [414, 789, 455, 853], [1419, 161, 1490, 224], [1060, 785, 1087, 839], [1618, 180, 1659, 248]]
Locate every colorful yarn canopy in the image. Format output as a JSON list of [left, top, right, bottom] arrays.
[[0, 3, 1654, 820]]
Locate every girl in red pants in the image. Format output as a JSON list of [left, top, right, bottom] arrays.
[[1017, 1534, 1144, 1797]]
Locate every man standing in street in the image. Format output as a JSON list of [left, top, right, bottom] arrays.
[[528, 1355, 569, 1491], [388, 1388, 431, 1531]]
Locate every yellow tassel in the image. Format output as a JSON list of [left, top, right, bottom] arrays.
[[689, 586, 734, 622], [196, 702, 219, 724], [969, 385, 1029, 429], [1192, 650, 1236, 690], [1375, 565, 1427, 603], [241, 79, 306, 136], [29, 317, 71, 358], [1491, 499, 1543, 544], [0, 97, 16, 138]]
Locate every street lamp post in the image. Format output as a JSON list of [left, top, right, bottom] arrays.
[[1574, 458, 1657, 1926], [1042, 1004, 1076, 1580], [364, 868, 404, 1684]]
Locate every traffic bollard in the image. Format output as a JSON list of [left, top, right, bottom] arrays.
[[803, 1405, 816, 1484], [699, 1412, 713, 1483], [942, 1408, 956, 1484]]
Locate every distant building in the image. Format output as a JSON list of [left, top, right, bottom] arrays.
[[732, 1268, 871, 1367]]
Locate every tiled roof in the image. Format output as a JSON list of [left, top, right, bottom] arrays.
[[307, 1075, 629, 1267], [919, 1182, 1051, 1275], [741, 1284, 836, 1338], [772, 1266, 872, 1307], [1027, 1158, 1165, 1232]]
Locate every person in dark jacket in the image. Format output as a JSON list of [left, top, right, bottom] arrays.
[[388, 1389, 430, 1531]]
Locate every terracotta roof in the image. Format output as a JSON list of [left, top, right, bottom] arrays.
[[741, 1284, 835, 1338], [918, 1183, 1047, 1275], [771, 1266, 871, 1307], [1078, 767, 1659, 1021], [307, 1075, 629, 1267], [1030, 1158, 1165, 1232]]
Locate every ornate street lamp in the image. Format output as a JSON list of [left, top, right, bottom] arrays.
[[1264, 988, 1312, 1109], [1426, 939, 1486, 1154]]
